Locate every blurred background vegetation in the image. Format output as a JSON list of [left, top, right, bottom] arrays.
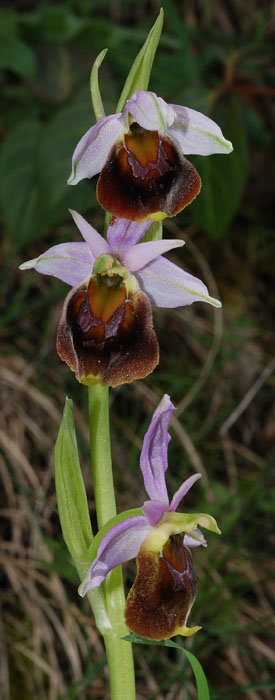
[[0, 1, 275, 698]]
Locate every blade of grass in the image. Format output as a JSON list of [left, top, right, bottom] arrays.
[[123, 634, 209, 700]]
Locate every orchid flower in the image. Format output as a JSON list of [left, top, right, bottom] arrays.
[[79, 395, 220, 640], [68, 90, 233, 222], [20, 213, 221, 388]]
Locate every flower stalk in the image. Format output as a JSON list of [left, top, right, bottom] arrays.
[[88, 384, 135, 699], [88, 385, 115, 528]]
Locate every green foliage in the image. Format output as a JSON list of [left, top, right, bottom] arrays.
[[90, 48, 108, 121], [55, 397, 93, 574], [42, 538, 78, 579], [30, 5, 86, 42], [190, 102, 248, 237], [0, 91, 95, 249], [58, 658, 107, 699], [124, 635, 210, 700], [0, 122, 44, 248], [116, 8, 163, 112], [0, 27, 37, 78], [141, 220, 163, 242]]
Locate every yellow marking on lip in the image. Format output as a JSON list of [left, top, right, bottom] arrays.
[[125, 129, 159, 168]]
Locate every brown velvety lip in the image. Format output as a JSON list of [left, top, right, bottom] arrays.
[[56, 277, 159, 387], [97, 130, 201, 221], [125, 535, 197, 640]]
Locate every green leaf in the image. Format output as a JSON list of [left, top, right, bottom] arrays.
[[116, 9, 164, 113], [41, 538, 77, 579], [190, 101, 248, 237], [123, 634, 210, 700], [58, 658, 107, 700], [0, 122, 45, 248], [38, 88, 96, 221], [90, 49, 108, 121], [0, 81, 99, 248], [27, 43, 75, 103], [55, 397, 93, 577], [0, 9, 18, 34], [0, 98, 94, 249], [37, 5, 85, 42], [0, 27, 36, 78]]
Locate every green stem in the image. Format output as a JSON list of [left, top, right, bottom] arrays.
[[88, 384, 115, 528], [88, 384, 136, 700]]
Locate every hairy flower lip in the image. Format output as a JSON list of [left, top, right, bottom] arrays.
[[96, 132, 202, 222], [124, 535, 198, 640], [57, 281, 159, 388], [68, 89, 232, 220]]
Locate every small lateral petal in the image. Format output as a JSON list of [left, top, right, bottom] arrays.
[[19, 242, 94, 286], [122, 239, 184, 272], [79, 516, 151, 595], [169, 104, 233, 155], [184, 528, 207, 548], [169, 474, 201, 513], [69, 209, 111, 258], [136, 256, 222, 308]]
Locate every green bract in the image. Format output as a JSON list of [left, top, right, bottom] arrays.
[[116, 9, 164, 113], [55, 398, 110, 635], [90, 48, 108, 122], [55, 397, 93, 576]]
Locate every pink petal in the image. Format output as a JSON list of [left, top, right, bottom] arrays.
[[123, 239, 184, 272], [79, 516, 151, 595], [68, 113, 125, 185], [69, 209, 111, 258], [107, 218, 151, 253], [142, 500, 166, 526], [136, 256, 222, 308], [169, 474, 201, 513], [140, 394, 175, 506], [169, 104, 233, 155], [19, 242, 93, 286], [184, 528, 207, 548]]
